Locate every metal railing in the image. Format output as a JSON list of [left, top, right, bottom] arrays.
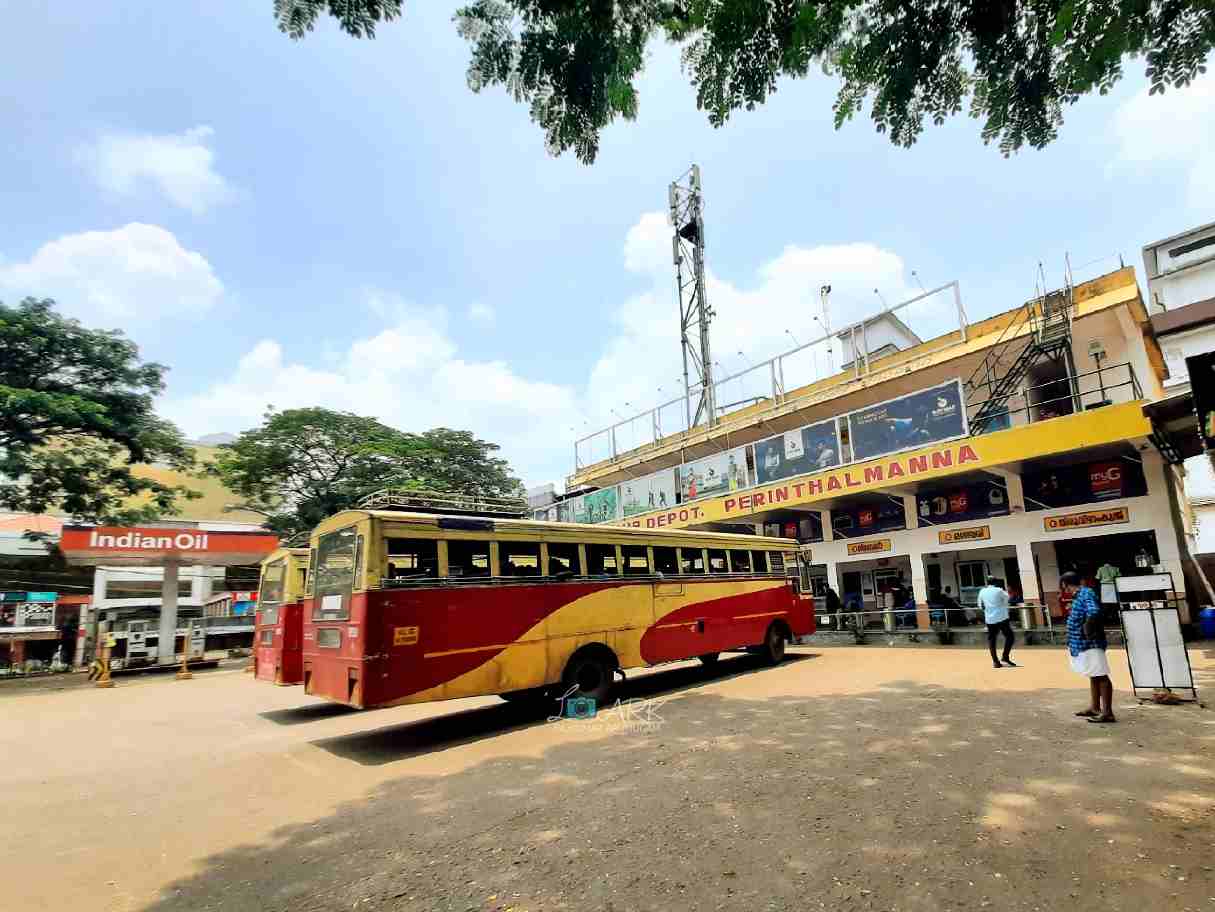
[[573, 282, 965, 473], [966, 361, 1142, 434], [359, 488, 529, 517]]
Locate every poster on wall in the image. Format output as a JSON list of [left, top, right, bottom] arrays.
[[753, 420, 840, 484], [847, 379, 967, 462], [620, 469, 678, 517], [571, 487, 619, 524], [1024, 458, 1146, 511], [831, 500, 907, 539], [916, 481, 1009, 525], [678, 447, 748, 501]]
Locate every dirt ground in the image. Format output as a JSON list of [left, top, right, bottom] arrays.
[[2, 643, 1214, 912]]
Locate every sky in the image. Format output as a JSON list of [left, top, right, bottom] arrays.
[[1, 3, 1212, 491]]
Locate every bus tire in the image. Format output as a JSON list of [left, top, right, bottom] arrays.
[[697, 652, 720, 666], [759, 623, 787, 666], [562, 647, 616, 705]]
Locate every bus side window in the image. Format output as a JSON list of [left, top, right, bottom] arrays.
[[652, 546, 678, 574], [730, 550, 752, 573], [707, 549, 728, 574], [385, 538, 439, 581], [546, 542, 579, 576], [448, 539, 491, 578], [621, 545, 649, 576], [679, 548, 706, 574], [500, 541, 542, 577], [585, 543, 619, 575], [767, 551, 786, 575], [750, 549, 769, 573]]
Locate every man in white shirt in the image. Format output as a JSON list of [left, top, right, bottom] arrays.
[[977, 576, 1016, 669]]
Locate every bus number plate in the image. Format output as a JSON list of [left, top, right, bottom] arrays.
[[393, 626, 419, 646]]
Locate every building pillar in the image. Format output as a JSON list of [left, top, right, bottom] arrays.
[[902, 495, 919, 530], [1142, 449, 1189, 615], [1003, 471, 1026, 512], [1015, 541, 1043, 627], [158, 564, 180, 666], [11, 638, 26, 667], [909, 552, 931, 629], [820, 510, 834, 542]]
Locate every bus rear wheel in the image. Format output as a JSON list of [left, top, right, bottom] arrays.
[[697, 652, 720, 666], [562, 649, 616, 706], [759, 623, 787, 665]]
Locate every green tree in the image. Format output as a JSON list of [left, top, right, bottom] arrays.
[[0, 297, 198, 523], [274, 1, 1214, 162], [208, 408, 523, 538]]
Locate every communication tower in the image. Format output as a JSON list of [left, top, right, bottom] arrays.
[[669, 165, 716, 429]]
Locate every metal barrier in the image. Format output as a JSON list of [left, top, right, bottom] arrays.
[[966, 362, 1142, 434]]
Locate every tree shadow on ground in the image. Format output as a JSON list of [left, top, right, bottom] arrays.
[[144, 658, 1213, 912], [313, 653, 814, 766]]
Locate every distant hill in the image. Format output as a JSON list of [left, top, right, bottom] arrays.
[[192, 432, 237, 446]]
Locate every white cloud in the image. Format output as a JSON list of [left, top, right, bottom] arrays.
[[1110, 78, 1215, 209], [469, 301, 495, 326], [170, 219, 924, 487], [579, 212, 926, 459], [164, 294, 581, 487], [77, 126, 235, 214], [0, 223, 222, 323]]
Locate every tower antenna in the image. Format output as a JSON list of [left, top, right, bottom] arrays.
[[670, 164, 716, 428]]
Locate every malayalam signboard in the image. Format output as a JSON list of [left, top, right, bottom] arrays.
[[847, 539, 892, 556], [938, 525, 992, 545], [678, 447, 748, 502], [847, 379, 967, 462], [753, 420, 841, 485], [620, 469, 678, 518], [1043, 506, 1130, 533]]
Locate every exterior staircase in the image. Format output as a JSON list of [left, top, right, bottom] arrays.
[[966, 282, 1075, 434]]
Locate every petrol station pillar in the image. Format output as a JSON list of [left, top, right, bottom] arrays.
[[158, 564, 179, 666]]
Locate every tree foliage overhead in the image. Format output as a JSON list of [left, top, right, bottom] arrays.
[[0, 297, 198, 523], [275, 0, 1214, 162], [208, 407, 524, 539]]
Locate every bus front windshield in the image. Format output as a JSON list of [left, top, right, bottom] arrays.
[[259, 559, 286, 606], [314, 527, 360, 621]]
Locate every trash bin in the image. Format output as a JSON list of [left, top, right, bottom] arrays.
[[1198, 606, 1215, 640]]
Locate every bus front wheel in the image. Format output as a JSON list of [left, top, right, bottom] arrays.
[[697, 653, 720, 666], [760, 624, 787, 665]]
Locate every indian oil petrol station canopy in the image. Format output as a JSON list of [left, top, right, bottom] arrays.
[[59, 525, 279, 567]]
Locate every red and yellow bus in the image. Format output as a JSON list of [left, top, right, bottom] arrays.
[[301, 509, 814, 710], [253, 547, 310, 685]]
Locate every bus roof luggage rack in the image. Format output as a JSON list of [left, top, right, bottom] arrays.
[[358, 488, 529, 518]]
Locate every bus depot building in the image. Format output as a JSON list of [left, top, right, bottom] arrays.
[[559, 267, 1213, 630]]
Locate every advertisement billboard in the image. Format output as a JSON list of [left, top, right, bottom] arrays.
[[847, 379, 967, 462], [678, 448, 748, 501], [753, 420, 840, 484], [916, 481, 1009, 525], [620, 469, 678, 518], [831, 500, 906, 539], [571, 487, 619, 524]]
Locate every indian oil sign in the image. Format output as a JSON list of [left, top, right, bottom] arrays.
[[59, 525, 279, 565]]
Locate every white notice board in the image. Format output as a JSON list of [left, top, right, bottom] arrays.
[[1121, 608, 1195, 692]]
